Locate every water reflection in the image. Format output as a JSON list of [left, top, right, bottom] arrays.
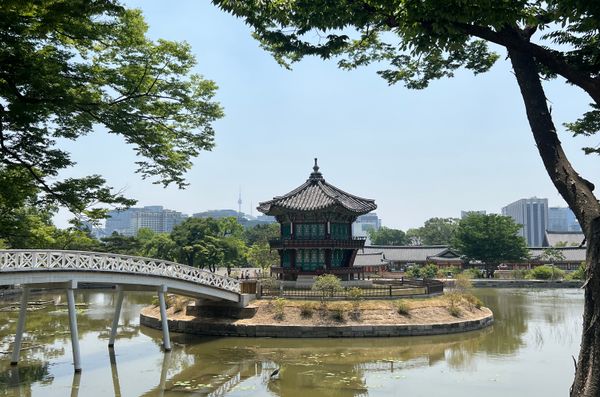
[[0, 289, 584, 397]]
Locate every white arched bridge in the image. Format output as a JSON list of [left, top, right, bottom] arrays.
[[0, 249, 245, 372]]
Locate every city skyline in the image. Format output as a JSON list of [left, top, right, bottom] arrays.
[[53, 0, 600, 231]]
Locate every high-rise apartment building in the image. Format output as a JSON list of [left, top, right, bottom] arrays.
[[501, 197, 548, 247], [548, 207, 582, 232], [105, 206, 187, 236], [352, 212, 382, 244]]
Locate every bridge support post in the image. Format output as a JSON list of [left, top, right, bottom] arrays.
[[157, 285, 171, 351], [108, 286, 124, 348], [10, 287, 29, 366], [66, 281, 82, 373]]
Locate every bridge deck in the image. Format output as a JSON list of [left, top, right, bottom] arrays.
[[0, 250, 241, 302]]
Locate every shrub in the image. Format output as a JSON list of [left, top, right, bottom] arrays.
[[405, 266, 421, 278], [463, 294, 483, 309], [329, 305, 346, 322], [318, 301, 329, 317], [312, 274, 343, 300], [168, 295, 190, 313], [445, 292, 463, 317], [260, 277, 279, 290], [299, 302, 316, 318], [453, 273, 472, 293], [273, 297, 286, 320], [421, 263, 438, 279], [528, 265, 565, 280], [448, 305, 462, 317], [348, 287, 363, 301], [348, 287, 362, 318], [462, 268, 482, 279], [566, 262, 586, 280], [396, 299, 410, 315], [437, 265, 460, 278], [512, 269, 530, 280]]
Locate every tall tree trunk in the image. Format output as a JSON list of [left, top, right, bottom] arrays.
[[507, 45, 600, 397]]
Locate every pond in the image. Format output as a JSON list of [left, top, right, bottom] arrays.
[[0, 288, 583, 396]]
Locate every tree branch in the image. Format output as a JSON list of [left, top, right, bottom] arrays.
[[506, 45, 600, 232]]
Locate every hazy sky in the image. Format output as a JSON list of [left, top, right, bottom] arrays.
[[55, 1, 600, 230]]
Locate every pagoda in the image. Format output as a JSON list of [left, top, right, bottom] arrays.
[[258, 159, 377, 280]]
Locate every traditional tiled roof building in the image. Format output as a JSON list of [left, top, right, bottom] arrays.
[[258, 159, 376, 280]]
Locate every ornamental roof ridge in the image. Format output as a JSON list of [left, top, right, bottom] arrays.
[[257, 159, 376, 215]]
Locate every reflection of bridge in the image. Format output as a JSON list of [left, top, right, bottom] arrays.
[[0, 250, 242, 373]]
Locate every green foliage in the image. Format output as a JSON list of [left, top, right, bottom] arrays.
[[368, 227, 408, 245], [137, 229, 177, 261], [566, 263, 586, 281], [462, 268, 482, 279], [512, 269, 531, 280], [528, 265, 565, 280], [50, 228, 102, 251], [348, 287, 363, 301], [170, 217, 246, 271], [0, 1, 222, 220], [312, 274, 342, 299], [540, 247, 566, 263], [273, 297, 286, 320], [452, 213, 529, 267], [409, 218, 459, 245], [396, 300, 410, 316], [243, 223, 279, 245], [437, 265, 460, 278], [247, 242, 279, 271], [405, 266, 421, 279], [421, 263, 438, 279], [260, 277, 278, 290], [101, 233, 142, 255]]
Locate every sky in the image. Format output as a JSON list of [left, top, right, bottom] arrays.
[[55, 1, 600, 231]]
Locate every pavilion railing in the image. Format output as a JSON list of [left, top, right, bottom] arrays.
[[269, 237, 366, 249], [0, 250, 240, 293], [270, 267, 364, 275]]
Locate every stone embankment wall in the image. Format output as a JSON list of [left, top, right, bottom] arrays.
[[469, 280, 583, 288], [140, 309, 494, 338]]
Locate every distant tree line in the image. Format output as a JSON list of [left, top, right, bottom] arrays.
[[368, 213, 529, 268]]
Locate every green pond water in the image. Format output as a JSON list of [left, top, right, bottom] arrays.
[[0, 288, 584, 396]]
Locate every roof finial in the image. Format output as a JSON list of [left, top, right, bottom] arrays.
[[309, 158, 323, 181]]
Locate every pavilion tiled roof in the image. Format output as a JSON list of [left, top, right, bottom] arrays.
[[258, 159, 377, 215]]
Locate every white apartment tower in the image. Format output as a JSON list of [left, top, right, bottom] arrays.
[[501, 197, 548, 247]]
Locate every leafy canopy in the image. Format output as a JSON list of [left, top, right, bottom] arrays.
[[0, 0, 223, 220], [368, 226, 408, 245], [407, 217, 458, 245], [452, 213, 529, 265]]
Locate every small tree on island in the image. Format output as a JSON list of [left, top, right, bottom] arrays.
[[312, 274, 343, 301], [452, 213, 529, 275]]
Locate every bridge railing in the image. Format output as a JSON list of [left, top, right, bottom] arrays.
[[0, 250, 240, 294]]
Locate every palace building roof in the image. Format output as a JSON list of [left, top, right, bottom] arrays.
[[257, 159, 377, 216]]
